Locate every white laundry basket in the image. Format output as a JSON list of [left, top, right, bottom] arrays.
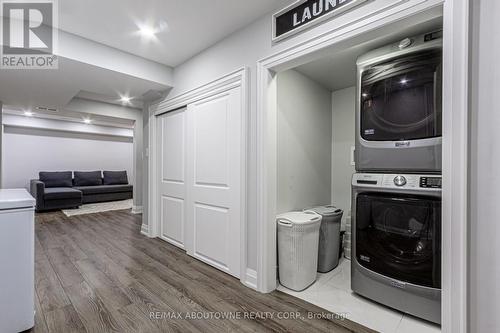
[[277, 211, 322, 291]]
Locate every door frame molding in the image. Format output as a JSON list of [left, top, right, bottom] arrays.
[[255, 1, 468, 332], [156, 108, 188, 250], [147, 67, 250, 285]]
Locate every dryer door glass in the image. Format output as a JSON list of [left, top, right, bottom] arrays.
[[356, 192, 441, 288], [360, 49, 442, 141]]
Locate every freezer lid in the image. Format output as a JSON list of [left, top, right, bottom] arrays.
[[0, 189, 35, 210]]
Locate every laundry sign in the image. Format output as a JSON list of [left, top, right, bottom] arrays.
[[273, 0, 369, 41]]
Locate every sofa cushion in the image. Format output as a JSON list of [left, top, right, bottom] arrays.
[[74, 171, 103, 186], [44, 187, 83, 200], [103, 171, 128, 185], [74, 184, 133, 195], [39, 171, 73, 188]]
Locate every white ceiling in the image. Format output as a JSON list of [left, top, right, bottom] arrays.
[[294, 17, 443, 91], [59, 0, 291, 67], [1, 0, 291, 123], [0, 56, 167, 111]]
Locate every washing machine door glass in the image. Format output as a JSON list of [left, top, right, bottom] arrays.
[[356, 192, 441, 288], [360, 49, 442, 142]]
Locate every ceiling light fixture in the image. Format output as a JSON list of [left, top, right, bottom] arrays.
[[139, 26, 156, 38], [137, 20, 169, 40], [83, 118, 91, 124], [24, 111, 34, 117], [400, 78, 408, 85], [120, 96, 132, 103]]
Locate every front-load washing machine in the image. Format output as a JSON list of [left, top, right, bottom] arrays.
[[351, 173, 441, 324]]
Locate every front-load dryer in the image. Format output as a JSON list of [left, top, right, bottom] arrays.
[[356, 31, 442, 173], [351, 173, 441, 324]]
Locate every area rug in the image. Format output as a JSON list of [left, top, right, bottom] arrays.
[[62, 199, 133, 217]]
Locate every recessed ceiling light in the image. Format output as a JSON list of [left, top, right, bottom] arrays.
[[400, 78, 408, 85], [139, 26, 156, 38], [83, 118, 91, 124], [24, 111, 34, 117], [137, 20, 168, 40], [120, 96, 132, 103]]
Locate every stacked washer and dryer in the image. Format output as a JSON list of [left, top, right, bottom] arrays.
[[351, 31, 443, 324]]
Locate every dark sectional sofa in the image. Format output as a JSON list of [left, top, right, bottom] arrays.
[[30, 170, 133, 212]]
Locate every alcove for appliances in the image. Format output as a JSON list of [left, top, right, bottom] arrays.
[[274, 14, 443, 333]]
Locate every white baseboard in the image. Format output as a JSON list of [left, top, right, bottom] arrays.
[[140, 224, 149, 237], [243, 268, 258, 290], [131, 205, 143, 214]]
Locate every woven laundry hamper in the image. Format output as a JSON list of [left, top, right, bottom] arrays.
[[277, 211, 321, 291]]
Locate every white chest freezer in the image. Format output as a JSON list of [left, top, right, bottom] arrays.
[[0, 189, 35, 333]]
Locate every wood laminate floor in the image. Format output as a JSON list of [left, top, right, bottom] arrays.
[[31, 210, 375, 333]]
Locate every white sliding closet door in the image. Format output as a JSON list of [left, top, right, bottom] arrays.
[[186, 87, 242, 278], [157, 108, 187, 249], [156, 87, 242, 278]]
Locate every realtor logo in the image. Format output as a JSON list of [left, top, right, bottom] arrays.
[[1, 0, 58, 69]]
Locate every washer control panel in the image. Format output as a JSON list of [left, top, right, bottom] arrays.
[[353, 173, 441, 191], [393, 175, 407, 187]]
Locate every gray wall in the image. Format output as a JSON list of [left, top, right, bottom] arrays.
[[2, 117, 133, 189], [331, 87, 356, 225], [277, 70, 332, 214], [469, 0, 500, 331]]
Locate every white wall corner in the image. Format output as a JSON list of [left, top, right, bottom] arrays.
[[132, 205, 143, 215], [243, 268, 258, 290], [140, 223, 151, 237]]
